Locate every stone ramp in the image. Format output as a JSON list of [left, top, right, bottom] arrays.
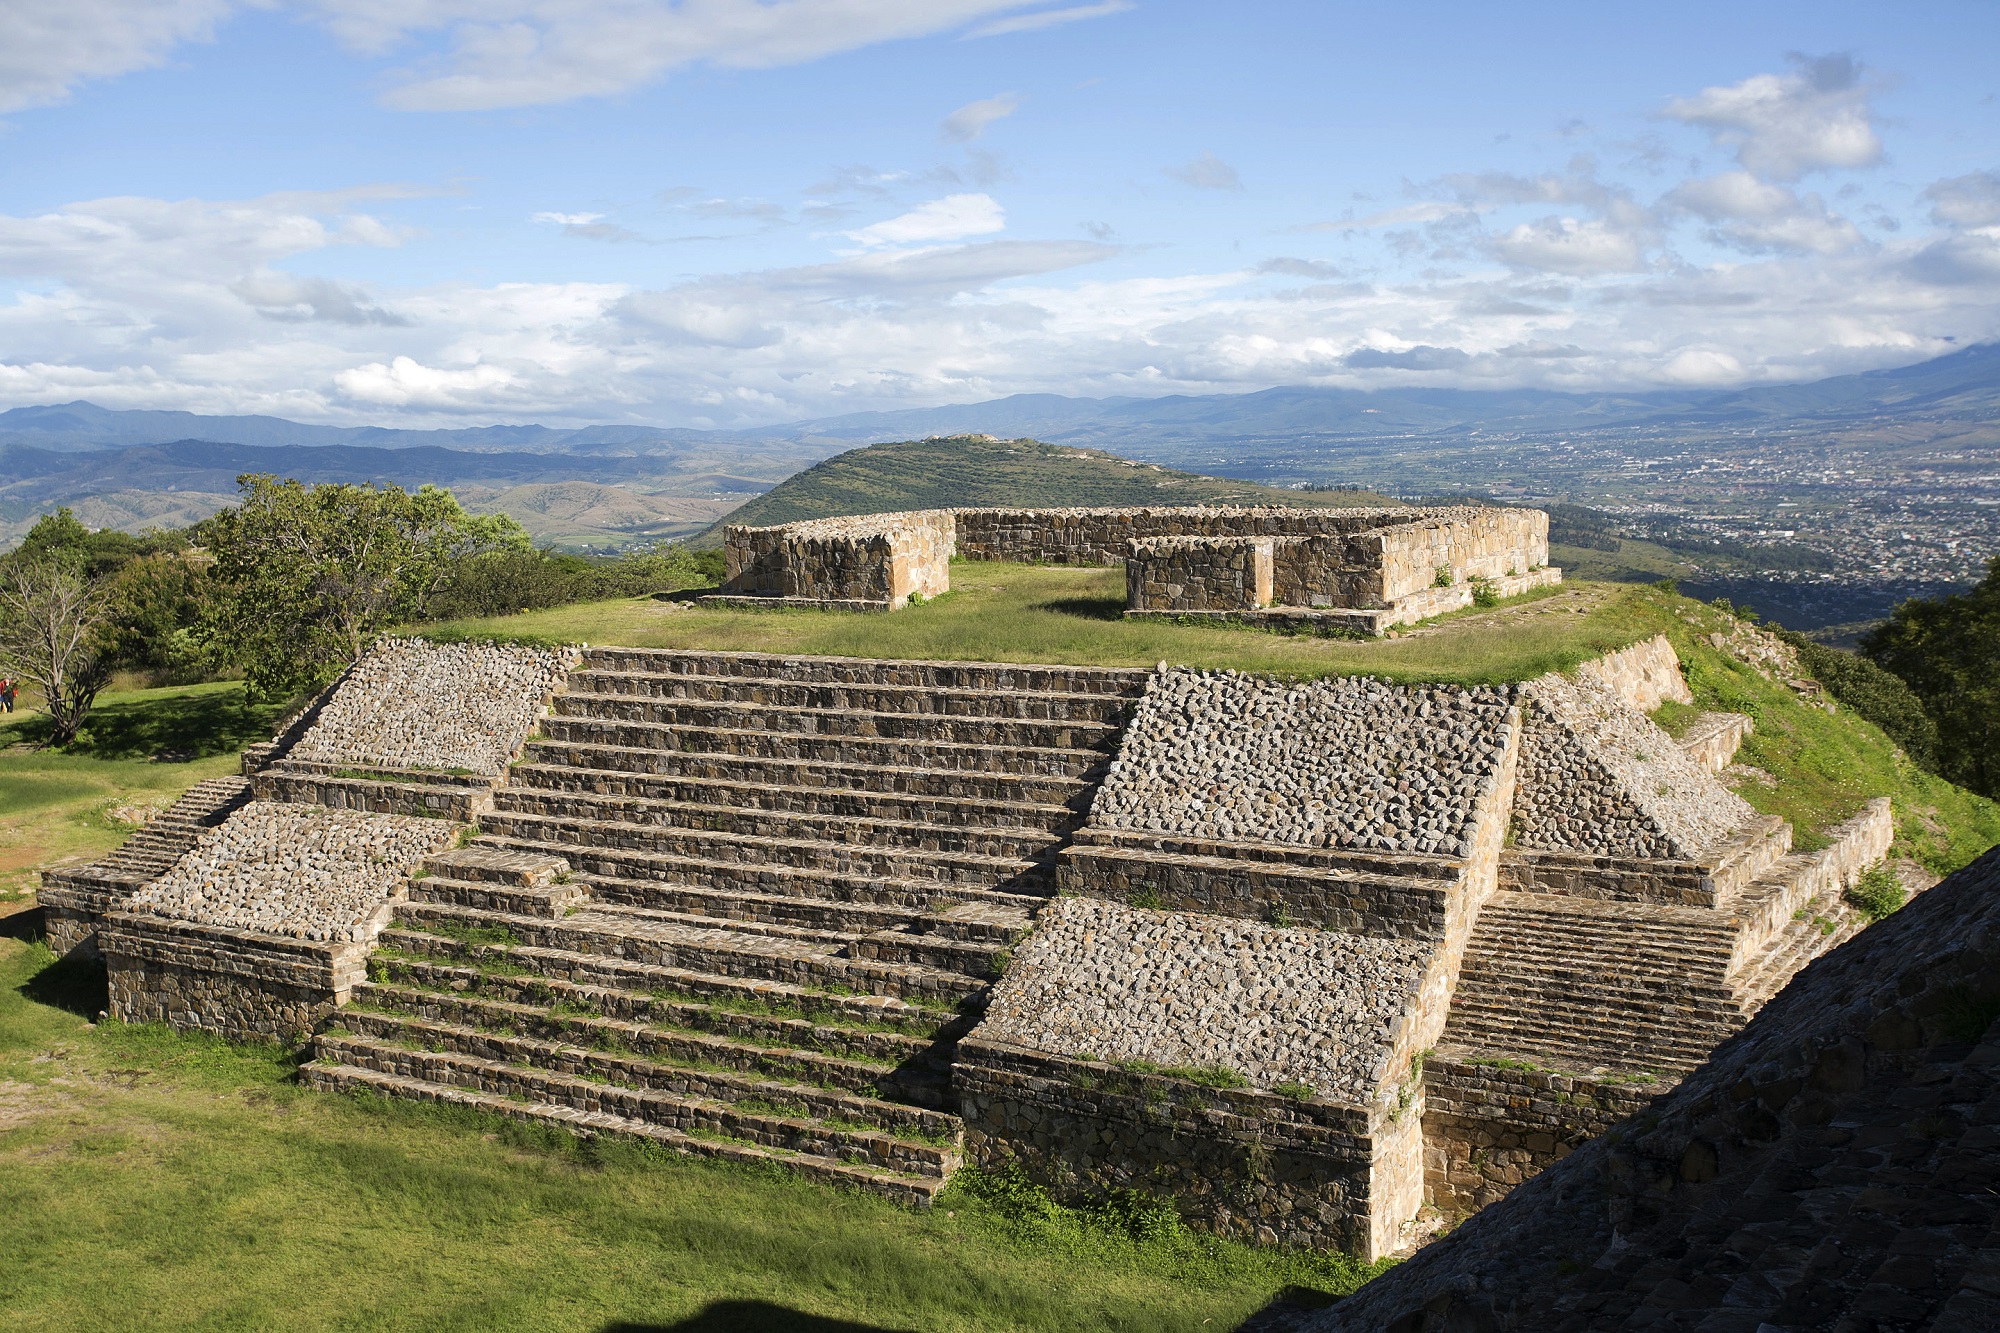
[[1303, 843, 2000, 1333], [301, 647, 1153, 1206]]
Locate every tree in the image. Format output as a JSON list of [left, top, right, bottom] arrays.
[[0, 557, 113, 746], [199, 475, 529, 701], [1861, 555, 2000, 798]]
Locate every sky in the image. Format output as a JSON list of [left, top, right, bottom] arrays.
[[1, 0, 1998, 428]]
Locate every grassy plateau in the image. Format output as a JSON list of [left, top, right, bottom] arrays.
[[2, 572, 1995, 1330]]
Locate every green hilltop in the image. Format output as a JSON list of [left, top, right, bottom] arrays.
[[699, 435, 1399, 539]]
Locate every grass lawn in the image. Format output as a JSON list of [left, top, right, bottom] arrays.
[[428, 562, 1655, 685], [0, 938, 1382, 1332]]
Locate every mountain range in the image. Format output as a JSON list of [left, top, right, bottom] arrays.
[[8, 342, 1996, 460]]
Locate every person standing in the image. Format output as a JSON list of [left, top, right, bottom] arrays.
[[1, 679, 15, 713]]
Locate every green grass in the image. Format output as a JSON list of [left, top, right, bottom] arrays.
[[0, 680, 280, 904], [429, 563, 1658, 685], [0, 938, 1385, 1332]]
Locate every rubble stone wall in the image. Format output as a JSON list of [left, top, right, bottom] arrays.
[[952, 505, 1412, 566], [1124, 536, 1275, 611], [955, 1037, 1414, 1255], [101, 913, 371, 1042], [720, 510, 954, 606], [1421, 1057, 1658, 1215]]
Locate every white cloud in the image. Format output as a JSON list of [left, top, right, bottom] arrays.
[[845, 193, 1005, 246], [334, 355, 515, 407], [941, 92, 1018, 143], [964, 0, 1134, 39], [0, 0, 238, 113], [1663, 53, 1881, 181], [1667, 172, 1863, 255], [306, 0, 1060, 111], [533, 211, 603, 226], [1487, 216, 1650, 275], [1166, 153, 1243, 191], [1661, 347, 1746, 385], [1926, 171, 2000, 229]]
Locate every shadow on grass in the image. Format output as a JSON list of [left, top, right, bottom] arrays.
[[7, 685, 281, 763], [1230, 1284, 1347, 1332], [606, 1303, 915, 1333], [1034, 595, 1126, 622], [0, 904, 45, 942], [19, 950, 107, 1020]]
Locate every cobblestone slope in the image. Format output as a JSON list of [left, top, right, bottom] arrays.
[[1091, 669, 1518, 855], [980, 895, 1430, 1099], [288, 638, 575, 776], [1513, 673, 1754, 859], [128, 803, 458, 942]]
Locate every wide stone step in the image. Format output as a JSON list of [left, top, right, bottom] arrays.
[[507, 763, 1083, 831], [476, 811, 1053, 893], [576, 870, 1033, 943], [488, 787, 1066, 860], [550, 694, 1122, 753], [1465, 932, 1738, 971], [389, 902, 995, 1002], [1441, 1004, 1732, 1071], [473, 833, 1052, 910], [298, 1061, 951, 1206], [349, 981, 945, 1102], [406, 874, 589, 920], [564, 669, 1136, 722], [1448, 974, 1744, 1020], [538, 718, 1105, 779], [370, 955, 951, 1063], [580, 902, 1008, 976], [579, 648, 1152, 698], [329, 1007, 956, 1143], [313, 1032, 959, 1174], [425, 845, 570, 887]]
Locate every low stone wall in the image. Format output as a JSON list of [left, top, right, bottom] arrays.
[[953, 505, 1412, 566], [1572, 633, 1694, 711], [1676, 710, 1753, 774], [955, 1038, 1418, 1257], [719, 510, 953, 608], [250, 768, 500, 821], [1421, 1055, 1658, 1215], [100, 913, 372, 1042]]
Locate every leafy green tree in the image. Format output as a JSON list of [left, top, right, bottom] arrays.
[[200, 475, 529, 701], [1861, 555, 2000, 797]]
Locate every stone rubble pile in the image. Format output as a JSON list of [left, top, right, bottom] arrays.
[[289, 637, 576, 776], [1513, 673, 1755, 859], [981, 896, 1430, 1098], [1091, 668, 1518, 855], [129, 802, 458, 942]]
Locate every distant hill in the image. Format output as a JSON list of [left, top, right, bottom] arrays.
[[702, 436, 1399, 538]]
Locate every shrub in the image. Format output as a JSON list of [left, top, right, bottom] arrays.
[[1844, 865, 1905, 922]]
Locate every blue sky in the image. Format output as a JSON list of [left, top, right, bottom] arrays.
[[1, 0, 1997, 427]]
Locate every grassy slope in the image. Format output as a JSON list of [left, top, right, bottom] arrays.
[[0, 940, 1381, 1331], [704, 436, 1399, 535]]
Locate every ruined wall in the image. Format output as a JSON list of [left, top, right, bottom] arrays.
[[1574, 633, 1695, 711], [957, 1039, 1404, 1253], [101, 914, 372, 1041], [1124, 536, 1275, 611], [952, 505, 1411, 566], [720, 510, 954, 606]]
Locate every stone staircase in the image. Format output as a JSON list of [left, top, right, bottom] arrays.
[[299, 649, 1150, 1204], [1442, 803, 1895, 1079]]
